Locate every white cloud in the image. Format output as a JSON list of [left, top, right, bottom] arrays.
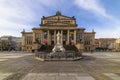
[[0, 0, 57, 37], [0, 0, 35, 22], [0, 0, 35, 37], [0, 0, 120, 38], [74, 0, 120, 38], [0, 19, 32, 37], [74, 0, 120, 22], [0, 19, 30, 30], [95, 26, 120, 38], [74, 0, 108, 17]]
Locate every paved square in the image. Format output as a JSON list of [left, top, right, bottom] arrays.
[[0, 72, 12, 80], [0, 52, 120, 80], [104, 73, 120, 80], [22, 73, 95, 80]]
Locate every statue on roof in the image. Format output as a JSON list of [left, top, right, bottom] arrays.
[[92, 29, 94, 32], [23, 29, 25, 32], [56, 11, 61, 15]]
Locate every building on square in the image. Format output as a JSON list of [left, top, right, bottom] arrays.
[[21, 11, 95, 52], [115, 38, 120, 51], [95, 38, 116, 52], [0, 36, 22, 51]]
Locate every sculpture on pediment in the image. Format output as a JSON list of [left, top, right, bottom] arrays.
[[56, 11, 61, 15]]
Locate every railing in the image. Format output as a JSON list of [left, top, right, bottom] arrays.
[[35, 51, 82, 60]]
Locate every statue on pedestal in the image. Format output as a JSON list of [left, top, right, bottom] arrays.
[[52, 31, 65, 52], [57, 31, 61, 44]]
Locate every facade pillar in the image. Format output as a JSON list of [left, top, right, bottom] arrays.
[[67, 30, 70, 45], [33, 32, 35, 43], [54, 30, 56, 44], [61, 30, 63, 44], [47, 30, 50, 45], [41, 30, 43, 44], [22, 33, 26, 51], [49, 32, 51, 45], [25, 35, 27, 50], [74, 30, 76, 44]]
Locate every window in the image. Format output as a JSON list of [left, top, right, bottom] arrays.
[[77, 33, 82, 42], [44, 31, 47, 39], [35, 33, 41, 43]]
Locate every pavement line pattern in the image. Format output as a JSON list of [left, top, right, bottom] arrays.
[[0, 54, 32, 59], [108, 59, 120, 62], [22, 73, 95, 80], [0, 59, 8, 61], [84, 53, 120, 59], [104, 73, 120, 80], [0, 54, 33, 62], [0, 72, 12, 80]]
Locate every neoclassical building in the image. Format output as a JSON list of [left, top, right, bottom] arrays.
[[22, 11, 95, 52]]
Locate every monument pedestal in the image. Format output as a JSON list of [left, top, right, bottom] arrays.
[[52, 43, 65, 52]]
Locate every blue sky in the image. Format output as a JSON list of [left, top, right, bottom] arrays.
[[0, 0, 120, 38]]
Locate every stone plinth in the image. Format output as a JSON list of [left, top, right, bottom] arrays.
[[52, 43, 65, 52]]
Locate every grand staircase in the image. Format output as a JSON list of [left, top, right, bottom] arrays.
[[38, 45, 54, 52], [38, 45, 78, 52], [36, 45, 82, 61], [63, 45, 78, 52]]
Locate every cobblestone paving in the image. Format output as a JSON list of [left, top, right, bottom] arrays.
[[0, 52, 32, 62], [0, 72, 12, 80], [0, 52, 120, 80], [22, 73, 95, 80], [104, 73, 120, 80]]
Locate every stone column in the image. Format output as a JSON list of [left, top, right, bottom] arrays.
[[22, 33, 25, 51], [67, 30, 70, 45], [74, 30, 76, 44], [47, 30, 50, 45], [22, 34, 25, 45], [49, 32, 51, 45], [25, 36, 27, 50], [33, 32, 35, 43], [61, 30, 63, 44], [40, 30, 43, 44], [54, 30, 56, 44]]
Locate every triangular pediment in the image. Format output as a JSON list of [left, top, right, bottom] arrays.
[[40, 11, 77, 27]]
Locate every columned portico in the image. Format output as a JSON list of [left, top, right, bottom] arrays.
[[44, 29, 77, 45]]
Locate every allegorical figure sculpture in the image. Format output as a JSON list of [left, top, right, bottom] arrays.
[[57, 31, 61, 44], [52, 31, 65, 52]]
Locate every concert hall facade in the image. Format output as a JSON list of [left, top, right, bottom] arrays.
[[21, 11, 95, 52]]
